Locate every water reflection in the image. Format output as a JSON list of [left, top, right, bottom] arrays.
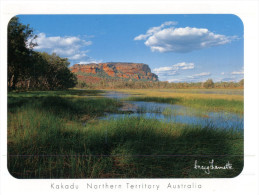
[[101, 92, 244, 131]]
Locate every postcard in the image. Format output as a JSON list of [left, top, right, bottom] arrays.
[[1, 0, 258, 195]]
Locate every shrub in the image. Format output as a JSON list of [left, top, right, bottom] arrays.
[[203, 79, 215, 88]]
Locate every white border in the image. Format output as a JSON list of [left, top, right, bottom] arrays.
[[1, 0, 258, 195]]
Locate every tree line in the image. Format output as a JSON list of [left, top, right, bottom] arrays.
[[8, 17, 77, 91], [76, 78, 244, 89]]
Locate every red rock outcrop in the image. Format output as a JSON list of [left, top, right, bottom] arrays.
[[70, 62, 158, 81]]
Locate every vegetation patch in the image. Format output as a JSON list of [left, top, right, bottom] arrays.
[[8, 113, 243, 178], [127, 96, 243, 114]]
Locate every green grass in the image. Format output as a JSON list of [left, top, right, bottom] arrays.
[[115, 88, 244, 101], [127, 96, 243, 114], [8, 90, 243, 178], [8, 96, 121, 121], [151, 88, 244, 95], [8, 89, 104, 98]]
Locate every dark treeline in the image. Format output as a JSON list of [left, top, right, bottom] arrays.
[[76, 78, 244, 89], [8, 17, 77, 91]]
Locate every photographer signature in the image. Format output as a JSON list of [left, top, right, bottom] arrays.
[[194, 159, 233, 174]]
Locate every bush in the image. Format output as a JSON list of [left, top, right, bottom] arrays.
[[239, 79, 244, 87], [203, 79, 215, 88]]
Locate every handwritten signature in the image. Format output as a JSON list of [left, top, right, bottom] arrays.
[[194, 159, 233, 174]]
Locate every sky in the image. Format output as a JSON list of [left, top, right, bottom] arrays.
[[18, 14, 244, 83]]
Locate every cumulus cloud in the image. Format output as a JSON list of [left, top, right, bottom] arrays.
[[153, 62, 194, 77], [134, 21, 178, 41], [221, 77, 236, 82], [78, 59, 103, 64], [172, 62, 194, 70], [30, 33, 92, 61], [220, 76, 243, 82], [231, 71, 243, 75], [167, 72, 211, 83], [231, 70, 244, 75], [134, 22, 236, 53], [69, 53, 88, 60], [230, 66, 244, 75], [187, 72, 211, 79]]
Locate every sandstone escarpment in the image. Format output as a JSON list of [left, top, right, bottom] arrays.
[[70, 62, 158, 81]]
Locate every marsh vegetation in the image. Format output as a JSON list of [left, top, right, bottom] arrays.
[[8, 89, 243, 178]]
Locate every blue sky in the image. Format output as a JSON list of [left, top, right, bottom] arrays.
[[18, 14, 244, 82]]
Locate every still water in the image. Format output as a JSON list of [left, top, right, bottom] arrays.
[[101, 91, 244, 131]]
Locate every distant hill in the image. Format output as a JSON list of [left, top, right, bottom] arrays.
[[70, 62, 158, 83]]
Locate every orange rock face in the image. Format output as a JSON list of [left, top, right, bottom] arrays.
[[71, 64, 99, 74], [70, 62, 158, 81]]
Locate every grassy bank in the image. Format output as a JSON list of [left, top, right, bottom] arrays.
[[8, 90, 243, 178], [127, 96, 243, 114], [116, 89, 244, 114], [114, 89, 244, 101], [8, 91, 120, 121]]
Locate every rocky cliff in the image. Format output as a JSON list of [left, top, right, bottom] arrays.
[[70, 62, 158, 81]]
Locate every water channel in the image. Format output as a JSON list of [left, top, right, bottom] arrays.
[[101, 91, 244, 131]]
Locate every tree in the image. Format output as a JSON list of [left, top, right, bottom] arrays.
[[203, 79, 214, 88], [8, 16, 37, 90], [8, 16, 77, 91], [32, 52, 77, 90], [239, 79, 244, 87]]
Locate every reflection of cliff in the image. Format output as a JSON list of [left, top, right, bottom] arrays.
[[70, 62, 158, 81]]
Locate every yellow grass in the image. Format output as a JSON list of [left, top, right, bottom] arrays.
[[113, 89, 244, 101]]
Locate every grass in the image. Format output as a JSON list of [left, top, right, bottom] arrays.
[[117, 89, 244, 114], [8, 89, 103, 98], [139, 88, 244, 95], [127, 96, 243, 114], [115, 89, 244, 101], [8, 89, 243, 178], [8, 97, 121, 122]]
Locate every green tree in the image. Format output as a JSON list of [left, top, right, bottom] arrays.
[[8, 16, 37, 90], [239, 79, 244, 87], [36, 52, 77, 90], [203, 79, 215, 88]]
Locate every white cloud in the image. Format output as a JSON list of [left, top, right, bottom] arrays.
[[134, 22, 236, 53], [231, 71, 244, 75], [172, 62, 194, 70], [231, 67, 244, 75], [154, 67, 176, 73], [78, 59, 103, 64], [187, 72, 211, 79], [34, 33, 91, 49], [153, 62, 194, 77], [69, 53, 87, 60], [31, 33, 92, 62], [221, 77, 236, 82], [134, 21, 177, 41]]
